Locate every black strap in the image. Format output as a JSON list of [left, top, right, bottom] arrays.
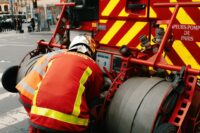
[[69, 43, 93, 55]]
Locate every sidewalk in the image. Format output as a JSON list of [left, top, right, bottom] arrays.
[[29, 25, 56, 35]]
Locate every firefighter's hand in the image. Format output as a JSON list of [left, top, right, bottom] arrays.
[[100, 91, 108, 99], [101, 76, 111, 92]]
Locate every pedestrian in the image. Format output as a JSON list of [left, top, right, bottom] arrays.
[[36, 17, 41, 32], [15, 17, 20, 32], [30, 18, 35, 31], [16, 35, 104, 133], [18, 17, 23, 32]]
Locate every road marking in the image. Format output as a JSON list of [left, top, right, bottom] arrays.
[[0, 44, 33, 47], [0, 73, 28, 130], [0, 60, 11, 63], [0, 107, 28, 130], [0, 92, 18, 101]]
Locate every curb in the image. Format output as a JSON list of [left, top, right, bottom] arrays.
[[29, 32, 53, 35]]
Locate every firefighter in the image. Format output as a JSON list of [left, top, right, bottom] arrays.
[[16, 35, 104, 133]]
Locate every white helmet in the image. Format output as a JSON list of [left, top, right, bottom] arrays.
[[68, 35, 97, 57]]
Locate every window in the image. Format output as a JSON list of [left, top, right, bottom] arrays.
[[4, 5, 8, 12]]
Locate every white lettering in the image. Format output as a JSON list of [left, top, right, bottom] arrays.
[[172, 24, 200, 31], [181, 36, 194, 42], [184, 30, 190, 36]]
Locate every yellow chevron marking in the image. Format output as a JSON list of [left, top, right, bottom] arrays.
[[101, 0, 119, 16], [149, 6, 157, 18], [100, 21, 126, 45], [169, 0, 195, 24], [173, 40, 200, 69], [100, 19, 108, 23], [151, 34, 155, 44], [169, 7, 195, 24], [164, 55, 173, 74], [160, 25, 167, 30], [136, 43, 142, 49], [116, 22, 147, 46], [197, 42, 200, 48], [119, 8, 129, 17], [165, 55, 173, 65]]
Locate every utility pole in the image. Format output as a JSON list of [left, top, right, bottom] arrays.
[[32, 0, 37, 9], [9, 0, 14, 19]]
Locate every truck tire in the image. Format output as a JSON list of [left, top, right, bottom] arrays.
[[106, 77, 172, 133], [17, 54, 43, 83]]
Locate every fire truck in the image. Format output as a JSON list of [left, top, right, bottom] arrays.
[[1, 0, 200, 132]]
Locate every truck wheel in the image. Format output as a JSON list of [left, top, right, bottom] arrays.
[[106, 77, 173, 133]]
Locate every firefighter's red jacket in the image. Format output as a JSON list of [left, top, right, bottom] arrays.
[[17, 51, 103, 132]]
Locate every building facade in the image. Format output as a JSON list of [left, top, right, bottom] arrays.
[[0, 0, 10, 14], [0, 0, 62, 31]]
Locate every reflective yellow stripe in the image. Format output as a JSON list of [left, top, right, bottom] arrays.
[[100, 20, 126, 44], [173, 40, 200, 69], [116, 22, 147, 46], [169, 7, 195, 24], [164, 55, 173, 74], [149, 6, 157, 18], [31, 106, 89, 126], [72, 67, 92, 116], [101, 0, 119, 16], [136, 43, 142, 49], [169, 0, 195, 24], [118, 8, 129, 17], [197, 42, 200, 48], [32, 88, 39, 106], [100, 19, 107, 23], [165, 55, 173, 65]]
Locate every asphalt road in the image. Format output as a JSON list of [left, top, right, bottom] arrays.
[[0, 27, 52, 133]]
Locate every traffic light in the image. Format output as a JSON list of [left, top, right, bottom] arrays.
[[33, 0, 37, 8]]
